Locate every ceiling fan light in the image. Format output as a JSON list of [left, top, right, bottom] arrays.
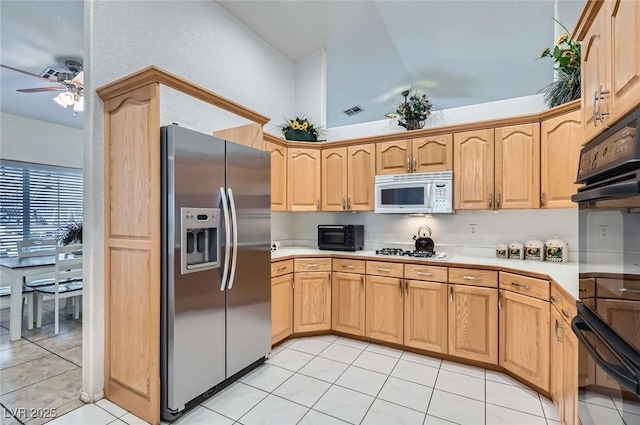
[[53, 93, 68, 108], [73, 95, 84, 112]]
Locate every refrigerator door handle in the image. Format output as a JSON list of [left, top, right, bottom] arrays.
[[220, 187, 231, 291], [227, 188, 239, 289]]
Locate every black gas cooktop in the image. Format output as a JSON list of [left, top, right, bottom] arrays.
[[375, 248, 437, 258]]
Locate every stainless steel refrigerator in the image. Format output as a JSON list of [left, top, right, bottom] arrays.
[[160, 124, 271, 421]]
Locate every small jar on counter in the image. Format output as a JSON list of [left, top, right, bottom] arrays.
[[545, 237, 569, 262], [525, 238, 544, 261], [496, 244, 508, 259], [508, 242, 524, 260]]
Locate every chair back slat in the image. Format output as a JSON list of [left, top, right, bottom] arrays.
[[55, 244, 83, 291], [17, 239, 57, 258]]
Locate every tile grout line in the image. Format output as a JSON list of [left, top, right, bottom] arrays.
[[355, 353, 402, 425]]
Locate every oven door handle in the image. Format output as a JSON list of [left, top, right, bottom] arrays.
[[572, 312, 640, 396], [571, 179, 640, 203]]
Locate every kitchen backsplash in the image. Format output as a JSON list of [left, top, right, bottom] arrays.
[[272, 209, 580, 259]]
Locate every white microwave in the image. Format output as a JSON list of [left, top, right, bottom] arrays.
[[374, 171, 453, 214]]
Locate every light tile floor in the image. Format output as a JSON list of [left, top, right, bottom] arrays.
[[33, 335, 571, 425]]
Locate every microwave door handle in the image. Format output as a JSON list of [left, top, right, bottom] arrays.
[[219, 187, 231, 291]]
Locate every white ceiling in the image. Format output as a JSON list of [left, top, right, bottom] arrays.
[[0, 1, 84, 129], [218, 0, 585, 128], [0, 0, 584, 131]]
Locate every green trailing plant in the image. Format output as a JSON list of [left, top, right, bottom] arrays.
[[538, 20, 581, 108], [395, 89, 434, 130], [58, 219, 82, 245]]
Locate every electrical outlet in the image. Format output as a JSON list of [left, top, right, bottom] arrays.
[[600, 225, 608, 239], [469, 224, 477, 235]]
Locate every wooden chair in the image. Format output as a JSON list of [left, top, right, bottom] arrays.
[[34, 244, 83, 334]]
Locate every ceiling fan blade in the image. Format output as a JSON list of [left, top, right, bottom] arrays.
[[71, 71, 83, 86], [17, 87, 66, 93], [1, 64, 55, 82]]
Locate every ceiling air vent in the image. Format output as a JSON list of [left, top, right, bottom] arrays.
[[39, 66, 72, 82], [343, 105, 364, 116]]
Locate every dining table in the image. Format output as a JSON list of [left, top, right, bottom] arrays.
[[0, 255, 56, 341]]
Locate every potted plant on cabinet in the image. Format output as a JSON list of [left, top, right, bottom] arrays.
[[538, 21, 581, 108], [280, 116, 322, 142]]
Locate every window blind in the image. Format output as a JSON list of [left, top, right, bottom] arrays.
[[0, 161, 83, 257]]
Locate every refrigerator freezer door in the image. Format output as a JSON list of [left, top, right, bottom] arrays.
[[161, 125, 227, 416], [225, 141, 271, 377]]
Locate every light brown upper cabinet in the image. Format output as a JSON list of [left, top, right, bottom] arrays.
[[322, 144, 375, 211], [287, 148, 321, 211], [455, 125, 540, 210], [540, 110, 582, 208], [376, 137, 453, 175], [580, 0, 640, 143], [265, 142, 287, 211], [453, 129, 495, 210], [494, 123, 540, 209]]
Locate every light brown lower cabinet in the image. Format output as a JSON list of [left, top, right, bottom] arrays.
[[331, 272, 365, 336], [404, 280, 448, 353], [550, 306, 564, 416], [448, 284, 498, 364], [271, 274, 293, 344], [499, 290, 550, 391], [550, 305, 578, 425], [365, 275, 403, 344], [293, 272, 331, 332]]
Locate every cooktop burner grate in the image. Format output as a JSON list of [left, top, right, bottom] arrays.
[[375, 248, 436, 257]]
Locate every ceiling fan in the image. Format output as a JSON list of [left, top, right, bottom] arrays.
[[1, 60, 84, 114]]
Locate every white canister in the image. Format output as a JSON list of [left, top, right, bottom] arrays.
[[496, 244, 508, 259], [525, 238, 545, 261], [545, 237, 569, 263], [508, 242, 524, 260]]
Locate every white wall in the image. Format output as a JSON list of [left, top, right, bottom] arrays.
[[0, 112, 83, 168], [273, 209, 579, 260], [325, 94, 547, 141], [295, 49, 327, 129], [84, 0, 296, 401]]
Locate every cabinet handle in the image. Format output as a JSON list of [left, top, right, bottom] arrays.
[[449, 286, 454, 303], [488, 193, 493, 208], [541, 192, 546, 205], [550, 295, 559, 302], [341, 264, 355, 269], [562, 309, 572, 319], [406, 158, 411, 173], [342, 199, 346, 210], [377, 267, 392, 272], [398, 278, 403, 294], [417, 271, 434, 276], [276, 266, 288, 271], [306, 264, 319, 268], [317, 200, 320, 210], [498, 290, 503, 310], [593, 89, 599, 127], [511, 282, 530, 290], [579, 288, 588, 292], [347, 198, 352, 210], [462, 275, 482, 281], [328, 274, 331, 285], [292, 281, 295, 290], [555, 319, 564, 342], [599, 85, 610, 120], [405, 280, 409, 297], [496, 192, 501, 207], [360, 275, 364, 290], [413, 158, 417, 173], [618, 288, 640, 294]]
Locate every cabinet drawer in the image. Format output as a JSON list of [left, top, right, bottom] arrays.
[[499, 272, 549, 301], [295, 258, 332, 272], [404, 264, 447, 283], [597, 278, 640, 301], [366, 261, 404, 278], [271, 259, 293, 277], [560, 294, 577, 323], [579, 278, 596, 298], [449, 268, 497, 288], [550, 282, 564, 310], [333, 258, 366, 274]]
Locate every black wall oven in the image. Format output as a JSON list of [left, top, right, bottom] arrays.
[[572, 108, 640, 425]]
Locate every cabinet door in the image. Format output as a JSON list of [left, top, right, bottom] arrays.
[[494, 123, 540, 209], [499, 290, 550, 391], [453, 129, 495, 210], [448, 284, 498, 364], [288, 148, 321, 211], [347, 144, 375, 211], [332, 272, 365, 336], [321, 147, 348, 211], [550, 307, 564, 419], [541, 110, 582, 208], [271, 274, 293, 344], [404, 280, 448, 353], [412, 135, 453, 173], [376, 140, 411, 175], [293, 272, 331, 332], [595, 299, 640, 390], [608, 0, 640, 124], [582, 8, 609, 142], [563, 326, 578, 425], [365, 275, 404, 344], [266, 142, 287, 211]]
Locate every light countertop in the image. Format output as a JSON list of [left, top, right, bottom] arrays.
[[272, 246, 580, 298]]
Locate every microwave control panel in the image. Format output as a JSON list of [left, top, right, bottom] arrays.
[[431, 181, 453, 213]]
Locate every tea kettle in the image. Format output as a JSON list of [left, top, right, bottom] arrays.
[[413, 226, 435, 252]]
